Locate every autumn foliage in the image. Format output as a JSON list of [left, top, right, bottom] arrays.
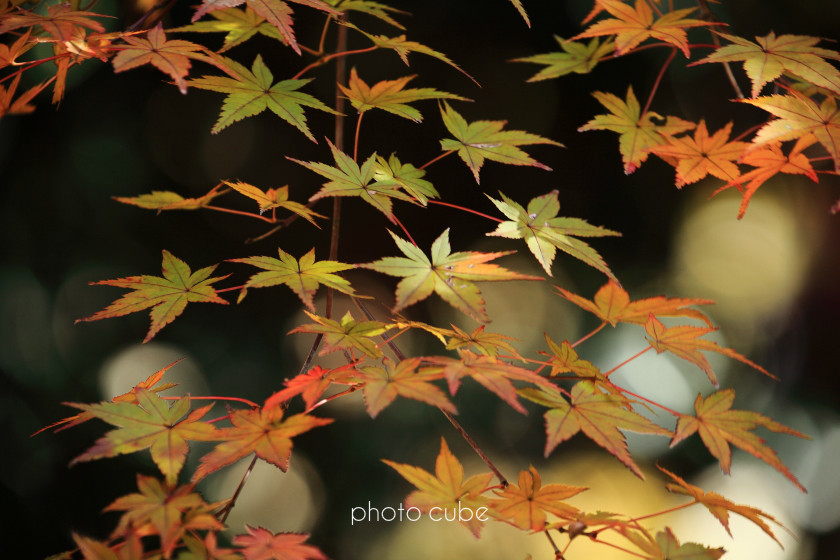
[[5, 0, 835, 558]]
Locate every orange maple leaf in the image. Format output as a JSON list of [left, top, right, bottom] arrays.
[[359, 357, 455, 418], [490, 466, 585, 531], [233, 526, 326, 560], [0, 3, 107, 43], [649, 120, 750, 187], [670, 390, 809, 492], [264, 363, 359, 411]]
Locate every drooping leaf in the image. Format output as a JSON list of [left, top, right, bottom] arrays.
[[489, 466, 585, 531], [519, 381, 671, 478], [75, 250, 229, 343], [648, 120, 750, 187], [0, 72, 48, 117], [579, 86, 695, 174], [105, 475, 223, 559], [233, 526, 326, 560], [289, 139, 413, 219], [514, 36, 614, 82], [361, 228, 542, 322], [113, 184, 227, 211], [644, 314, 775, 387], [439, 101, 564, 183], [383, 437, 494, 537], [180, 532, 243, 560], [171, 7, 286, 52], [0, 27, 35, 68], [692, 31, 840, 98], [0, 3, 106, 42], [330, 0, 406, 29], [192, 406, 333, 481], [372, 154, 439, 206], [444, 324, 524, 360], [223, 180, 325, 224], [659, 465, 787, 545], [189, 54, 337, 138], [670, 389, 809, 492], [359, 357, 455, 417], [555, 280, 715, 327], [711, 135, 818, 219], [742, 92, 840, 171], [486, 190, 620, 279], [507, 0, 530, 27], [289, 310, 392, 358], [620, 525, 726, 560], [264, 363, 359, 411], [229, 247, 354, 308], [339, 67, 469, 122], [425, 350, 555, 414], [572, 0, 710, 58], [112, 24, 206, 95], [68, 389, 217, 485]]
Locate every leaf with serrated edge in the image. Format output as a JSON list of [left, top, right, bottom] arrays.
[[490, 466, 585, 531], [289, 310, 392, 358], [233, 526, 326, 560], [359, 357, 455, 417], [514, 37, 614, 82]]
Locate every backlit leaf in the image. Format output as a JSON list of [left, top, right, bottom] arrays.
[[289, 310, 392, 358], [514, 36, 614, 82], [0, 3, 106, 42], [372, 153, 439, 206], [171, 7, 286, 52], [233, 526, 326, 560], [264, 363, 359, 411], [223, 180, 325, 224], [445, 324, 524, 360], [490, 466, 585, 531], [359, 357, 455, 417], [113, 184, 226, 211]]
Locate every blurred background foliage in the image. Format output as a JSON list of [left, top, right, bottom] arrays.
[[1, 0, 839, 558]]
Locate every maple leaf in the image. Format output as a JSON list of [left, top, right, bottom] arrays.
[[670, 389, 809, 492], [189, 54, 337, 138], [105, 475, 223, 559], [111, 24, 206, 95], [644, 314, 775, 387], [711, 135, 818, 219], [339, 68, 468, 122], [555, 279, 715, 327], [0, 3, 106, 43], [742, 92, 840, 171], [191, 0, 339, 55], [620, 525, 725, 560], [444, 324, 524, 360], [67, 389, 217, 485], [233, 526, 326, 560], [193, 406, 333, 481], [519, 381, 671, 478], [658, 465, 786, 545], [361, 228, 542, 322], [180, 532, 243, 560], [508, 0, 530, 27], [223, 180, 325, 224], [372, 153, 438, 206], [383, 437, 494, 536], [0, 72, 48, 117], [439, 101, 563, 183], [171, 7, 286, 52], [264, 363, 359, 410], [290, 139, 413, 219], [579, 87, 695, 174], [359, 357, 455, 417], [424, 350, 556, 414], [514, 36, 614, 82], [289, 310, 392, 359], [490, 466, 585, 531], [486, 190, 620, 279], [693, 31, 840, 98], [113, 184, 226, 211], [229, 247, 355, 309], [334, 1, 407, 29], [0, 27, 35, 68], [572, 0, 710, 58], [75, 250, 229, 343], [648, 120, 750, 187], [540, 334, 625, 397]]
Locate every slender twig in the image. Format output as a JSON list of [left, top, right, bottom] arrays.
[[642, 47, 677, 117], [571, 321, 607, 348], [419, 150, 454, 170], [126, 0, 177, 32], [161, 395, 258, 407], [623, 501, 695, 524], [697, 0, 744, 99], [218, 455, 258, 523], [202, 205, 275, 223], [603, 347, 652, 377], [614, 385, 682, 417], [354, 112, 364, 162], [427, 199, 503, 223], [544, 530, 563, 559], [390, 212, 418, 246], [318, 14, 333, 55], [291, 46, 378, 80]]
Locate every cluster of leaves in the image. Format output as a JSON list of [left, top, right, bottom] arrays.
[[4, 0, 827, 558]]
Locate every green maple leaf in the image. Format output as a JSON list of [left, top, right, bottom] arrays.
[[330, 0, 406, 29], [290, 139, 413, 219], [171, 7, 287, 52], [361, 228, 542, 322], [113, 184, 226, 211], [189, 53, 337, 138], [229, 247, 355, 309], [76, 250, 229, 343], [289, 310, 393, 358], [439, 101, 564, 183], [68, 389, 218, 485], [486, 190, 620, 280], [372, 153, 438, 206], [514, 36, 614, 82]]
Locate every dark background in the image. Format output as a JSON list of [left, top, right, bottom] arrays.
[[2, 0, 839, 558]]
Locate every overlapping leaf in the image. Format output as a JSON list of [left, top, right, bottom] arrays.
[[519, 381, 671, 478], [171, 7, 286, 52], [264, 363, 359, 411], [445, 324, 524, 360], [193, 406, 333, 481], [233, 526, 326, 560], [439, 101, 563, 183], [372, 154, 438, 206], [114, 184, 226, 211], [693, 31, 840, 97], [289, 310, 392, 358], [359, 357, 455, 417], [361, 228, 542, 322], [223, 180, 325, 224], [331, 0, 406, 29], [0, 72, 47, 117], [490, 466, 585, 531], [229, 247, 354, 309], [670, 389, 808, 491], [572, 0, 709, 58], [486, 190, 620, 279], [383, 437, 494, 536], [339, 68, 468, 122], [645, 314, 774, 387], [76, 250, 229, 343], [0, 3, 106, 42], [68, 389, 217, 485], [619, 525, 725, 560], [190, 54, 336, 137], [514, 36, 614, 82], [579, 87, 695, 174]]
